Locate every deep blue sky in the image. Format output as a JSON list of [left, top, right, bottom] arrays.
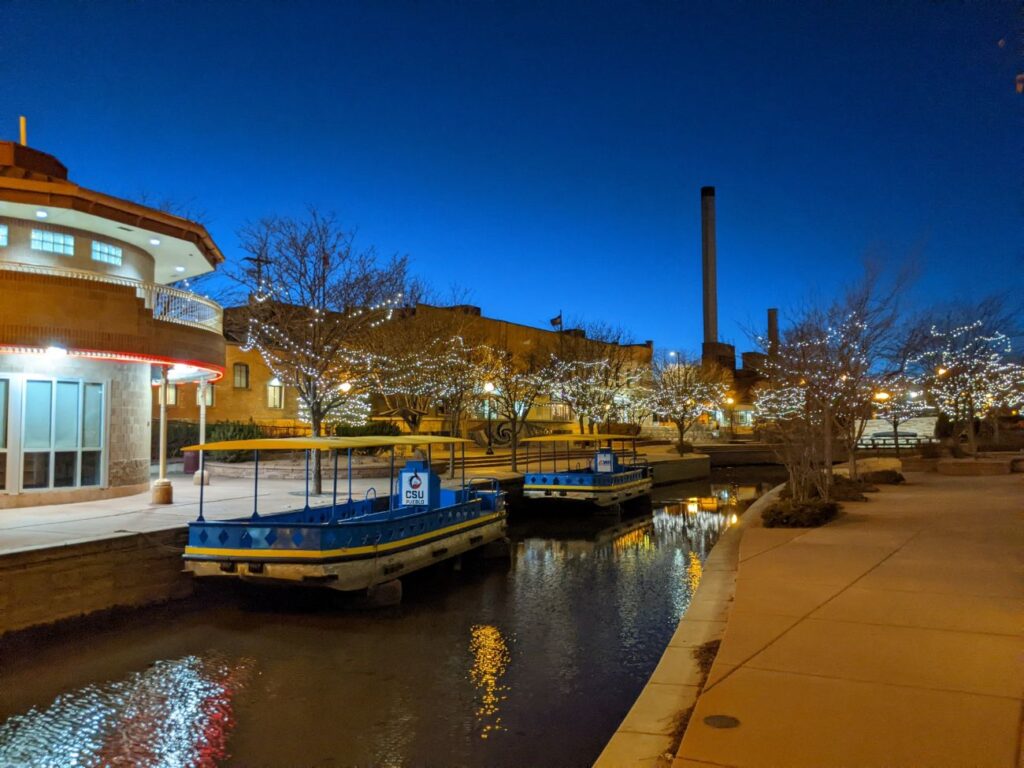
[[3, 1, 1020, 353]]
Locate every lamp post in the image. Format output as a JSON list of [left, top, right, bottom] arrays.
[[483, 381, 495, 455], [724, 395, 735, 437]]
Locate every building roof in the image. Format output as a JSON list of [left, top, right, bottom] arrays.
[[0, 142, 223, 283]]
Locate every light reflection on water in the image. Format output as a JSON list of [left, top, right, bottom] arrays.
[[0, 654, 252, 768], [0, 475, 776, 767]]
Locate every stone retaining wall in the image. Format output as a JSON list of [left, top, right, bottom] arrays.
[[0, 529, 192, 638]]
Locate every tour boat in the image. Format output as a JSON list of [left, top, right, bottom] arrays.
[[519, 434, 653, 508], [181, 436, 506, 595]]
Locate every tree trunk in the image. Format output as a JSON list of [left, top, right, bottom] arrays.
[[509, 416, 519, 472], [822, 403, 833, 501], [892, 418, 901, 459], [311, 410, 324, 496]]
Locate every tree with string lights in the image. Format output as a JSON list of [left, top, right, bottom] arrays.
[[482, 348, 558, 471], [869, 374, 928, 457], [232, 209, 408, 493], [649, 352, 730, 451], [914, 320, 1021, 455]]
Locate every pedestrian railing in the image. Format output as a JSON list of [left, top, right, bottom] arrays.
[[0, 260, 222, 333]]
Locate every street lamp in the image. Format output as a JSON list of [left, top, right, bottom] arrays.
[[483, 381, 495, 455], [340, 381, 352, 393], [873, 390, 891, 402]]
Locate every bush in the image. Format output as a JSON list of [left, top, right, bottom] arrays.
[[832, 475, 874, 500], [762, 499, 839, 528], [862, 469, 905, 485], [676, 440, 694, 455], [934, 413, 954, 439], [207, 420, 266, 462], [332, 422, 402, 438], [918, 443, 941, 459]]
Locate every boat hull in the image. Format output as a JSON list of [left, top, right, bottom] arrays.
[[184, 513, 507, 591], [523, 478, 652, 507]]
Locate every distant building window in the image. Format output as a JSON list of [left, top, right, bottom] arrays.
[[31, 229, 74, 256], [0, 224, 7, 247], [91, 241, 123, 265], [233, 363, 250, 389], [158, 384, 178, 406], [196, 384, 215, 407], [267, 380, 284, 409]]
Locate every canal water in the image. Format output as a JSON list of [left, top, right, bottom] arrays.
[[0, 469, 782, 768]]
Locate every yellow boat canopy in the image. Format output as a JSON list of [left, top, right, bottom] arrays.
[[182, 435, 474, 452], [520, 434, 641, 444]]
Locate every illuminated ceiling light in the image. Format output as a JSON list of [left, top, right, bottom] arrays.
[[174, 265, 186, 273], [35, 209, 48, 218], [45, 345, 67, 357], [150, 238, 161, 246]]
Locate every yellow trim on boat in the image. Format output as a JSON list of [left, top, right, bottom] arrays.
[[184, 511, 505, 560], [182, 435, 475, 452], [523, 478, 652, 492]]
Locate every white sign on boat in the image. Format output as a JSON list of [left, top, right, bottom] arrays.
[[401, 469, 430, 506]]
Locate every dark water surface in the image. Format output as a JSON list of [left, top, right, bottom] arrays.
[[0, 470, 782, 768]]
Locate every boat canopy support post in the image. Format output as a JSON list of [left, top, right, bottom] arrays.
[[347, 448, 353, 502], [331, 449, 339, 520], [252, 449, 260, 519], [461, 442, 466, 499], [304, 449, 311, 512], [389, 445, 395, 515], [197, 450, 206, 522]]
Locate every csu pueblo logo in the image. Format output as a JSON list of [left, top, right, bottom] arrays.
[[409, 473, 422, 490]]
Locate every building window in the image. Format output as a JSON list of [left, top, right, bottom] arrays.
[[31, 229, 74, 256], [233, 363, 250, 389], [0, 224, 7, 247], [267, 379, 284, 409], [196, 384, 215, 407], [91, 240, 123, 265], [157, 384, 178, 406], [21, 379, 104, 490]]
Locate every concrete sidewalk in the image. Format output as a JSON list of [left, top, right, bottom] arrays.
[[676, 472, 1023, 767], [0, 465, 520, 557]]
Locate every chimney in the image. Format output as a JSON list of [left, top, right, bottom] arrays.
[[701, 186, 717, 344], [767, 307, 779, 354]]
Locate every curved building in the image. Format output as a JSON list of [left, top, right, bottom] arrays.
[[0, 141, 224, 508]]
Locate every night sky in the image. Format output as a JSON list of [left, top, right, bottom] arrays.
[[3, 1, 1020, 352]]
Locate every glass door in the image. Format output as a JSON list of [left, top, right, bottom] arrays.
[[21, 379, 104, 490]]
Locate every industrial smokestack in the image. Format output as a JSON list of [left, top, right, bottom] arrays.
[[701, 186, 717, 344], [767, 307, 779, 354]]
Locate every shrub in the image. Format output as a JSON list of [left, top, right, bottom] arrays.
[[207, 420, 266, 462], [918, 443, 941, 459], [762, 499, 839, 528], [832, 475, 873, 500], [934, 413, 954, 439], [676, 440, 694, 455], [332, 422, 402, 438], [862, 469, 905, 485]]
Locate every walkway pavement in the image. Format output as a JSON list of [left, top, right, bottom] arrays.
[[0, 465, 520, 557], [676, 471, 1023, 767]]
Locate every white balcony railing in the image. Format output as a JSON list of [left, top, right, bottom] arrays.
[[0, 261, 223, 334]]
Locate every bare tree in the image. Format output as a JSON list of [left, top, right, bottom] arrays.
[[232, 209, 408, 493], [649, 352, 730, 450], [483, 348, 557, 471]]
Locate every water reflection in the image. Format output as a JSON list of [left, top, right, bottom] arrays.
[[468, 625, 511, 739], [0, 654, 252, 768]]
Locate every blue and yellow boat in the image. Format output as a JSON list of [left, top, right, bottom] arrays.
[[181, 436, 506, 595], [520, 434, 652, 508]]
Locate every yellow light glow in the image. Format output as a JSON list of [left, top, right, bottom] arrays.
[[469, 624, 510, 739], [937, 367, 947, 376], [483, 381, 495, 393], [873, 391, 891, 401], [686, 551, 703, 594], [340, 381, 352, 393]]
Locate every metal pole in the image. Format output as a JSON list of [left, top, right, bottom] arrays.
[[486, 396, 493, 455], [252, 450, 260, 519], [347, 448, 353, 502], [461, 442, 466, 497], [197, 450, 205, 521], [389, 445, 395, 514], [332, 449, 338, 519], [304, 449, 310, 511]]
